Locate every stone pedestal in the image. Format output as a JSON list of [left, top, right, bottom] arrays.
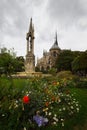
[[25, 52, 35, 73]]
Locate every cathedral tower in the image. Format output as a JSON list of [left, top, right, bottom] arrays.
[[25, 18, 35, 72]]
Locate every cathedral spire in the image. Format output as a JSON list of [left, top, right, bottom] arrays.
[[29, 18, 33, 34], [55, 31, 58, 45], [50, 32, 60, 50]]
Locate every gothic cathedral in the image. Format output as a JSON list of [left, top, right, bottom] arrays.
[[36, 33, 61, 71]]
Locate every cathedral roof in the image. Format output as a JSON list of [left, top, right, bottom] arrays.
[[50, 33, 60, 50]]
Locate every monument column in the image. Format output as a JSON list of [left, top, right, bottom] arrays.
[[25, 18, 35, 73]]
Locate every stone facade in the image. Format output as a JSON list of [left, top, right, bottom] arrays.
[[25, 18, 35, 73], [36, 33, 61, 71]]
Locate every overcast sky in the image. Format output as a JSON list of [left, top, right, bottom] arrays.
[[0, 0, 87, 59]]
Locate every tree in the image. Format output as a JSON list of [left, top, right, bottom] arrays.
[[56, 50, 75, 71], [0, 52, 15, 76], [72, 51, 87, 76], [14, 56, 25, 72], [0, 48, 25, 76]]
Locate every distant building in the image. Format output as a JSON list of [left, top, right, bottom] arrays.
[[36, 33, 61, 71]]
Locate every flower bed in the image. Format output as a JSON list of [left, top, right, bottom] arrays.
[[0, 77, 80, 130]]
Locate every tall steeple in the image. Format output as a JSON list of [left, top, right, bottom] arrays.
[[55, 31, 58, 45], [29, 18, 32, 35], [50, 32, 60, 50], [26, 18, 35, 54]]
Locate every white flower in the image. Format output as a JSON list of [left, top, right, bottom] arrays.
[[76, 104, 79, 107], [73, 101, 75, 103], [63, 107, 66, 111], [53, 122, 57, 125], [2, 114, 5, 117], [24, 127, 26, 130], [77, 108, 79, 112], [51, 106, 53, 109], [48, 112, 52, 116], [73, 98, 76, 101], [68, 102, 71, 105], [53, 117, 58, 122], [62, 122, 64, 127], [61, 118, 64, 121], [45, 111, 48, 115], [54, 114, 57, 117], [22, 90, 24, 93], [14, 104, 18, 108], [71, 106, 74, 109], [59, 109, 62, 111], [15, 100, 18, 103], [29, 91, 32, 94], [44, 118, 48, 123], [58, 99, 61, 103]]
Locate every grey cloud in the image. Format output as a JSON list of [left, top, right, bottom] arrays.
[[0, 0, 87, 57], [0, 0, 33, 37], [47, 0, 87, 28]]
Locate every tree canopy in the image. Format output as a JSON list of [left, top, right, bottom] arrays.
[[56, 50, 76, 71], [0, 48, 24, 76], [72, 51, 87, 75]]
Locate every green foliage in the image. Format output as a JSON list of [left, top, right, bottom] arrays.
[[0, 48, 24, 76], [56, 50, 76, 71], [48, 68, 57, 76], [0, 52, 15, 75], [55, 50, 86, 76], [72, 51, 87, 75], [14, 56, 25, 72]]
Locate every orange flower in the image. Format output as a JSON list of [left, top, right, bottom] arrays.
[[53, 81, 57, 85], [45, 102, 49, 107], [51, 96, 56, 101]]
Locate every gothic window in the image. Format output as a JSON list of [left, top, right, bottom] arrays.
[[53, 51, 57, 57], [47, 66, 50, 70], [41, 66, 44, 71], [48, 60, 50, 64]]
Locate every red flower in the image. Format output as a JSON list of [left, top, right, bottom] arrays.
[[23, 96, 30, 104]]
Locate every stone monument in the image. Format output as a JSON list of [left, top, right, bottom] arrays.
[[25, 18, 35, 73]]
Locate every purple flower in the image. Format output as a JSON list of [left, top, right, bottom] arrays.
[[33, 115, 48, 127]]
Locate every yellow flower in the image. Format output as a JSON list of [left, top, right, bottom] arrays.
[[57, 82, 59, 85], [43, 108, 48, 112]]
